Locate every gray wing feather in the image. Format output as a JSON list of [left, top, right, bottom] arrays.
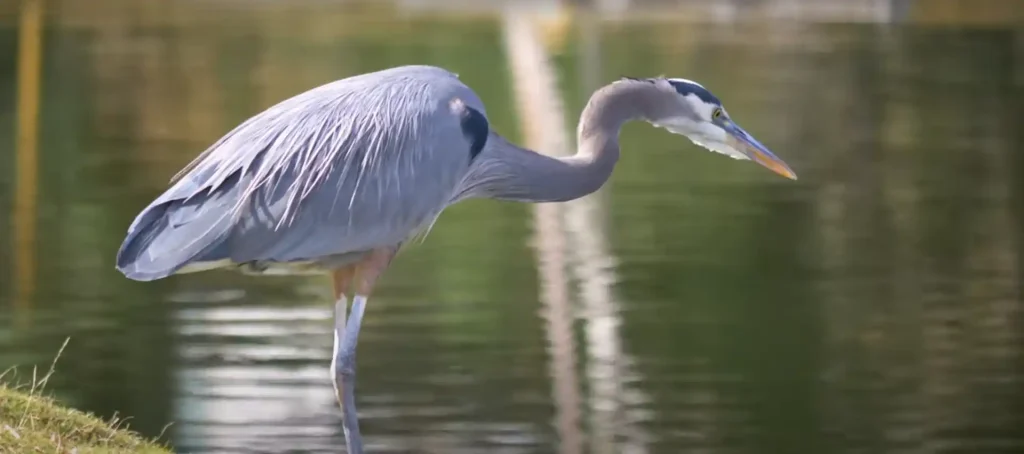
[[116, 65, 486, 280]]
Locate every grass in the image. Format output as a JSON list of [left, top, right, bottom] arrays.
[[0, 339, 172, 453]]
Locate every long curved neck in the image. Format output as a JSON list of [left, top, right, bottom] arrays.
[[466, 81, 654, 203]]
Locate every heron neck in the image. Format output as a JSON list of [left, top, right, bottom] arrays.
[[467, 81, 649, 203]]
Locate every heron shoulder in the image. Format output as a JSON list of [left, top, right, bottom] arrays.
[[449, 98, 489, 161], [361, 64, 461, 81]]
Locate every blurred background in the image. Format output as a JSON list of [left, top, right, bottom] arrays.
[[2, 0, 1023, 452]]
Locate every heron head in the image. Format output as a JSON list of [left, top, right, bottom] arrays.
[[632, 77, 797, 180]]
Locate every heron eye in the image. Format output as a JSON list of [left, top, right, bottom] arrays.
[[711, 108, 723, 120]]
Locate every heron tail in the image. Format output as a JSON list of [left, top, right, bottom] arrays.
[[115, 174, 241, 281]]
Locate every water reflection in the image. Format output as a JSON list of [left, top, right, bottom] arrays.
[[10, 0, 44, 328], [504, 9, 653, 454], [504, 9, 584, 454], [1, 1, 1023, 453], [173, 301, 338, 451]]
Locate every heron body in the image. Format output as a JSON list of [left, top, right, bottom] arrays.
[[118, 66, 489, 280], [116, 65, 796, 453]]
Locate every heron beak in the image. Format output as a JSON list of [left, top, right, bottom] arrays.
[[723, 122, 797, 180]]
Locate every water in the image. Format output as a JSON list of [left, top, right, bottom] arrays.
[[2, 2, 1023, 453]]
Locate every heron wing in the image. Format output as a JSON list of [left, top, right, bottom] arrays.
[[116, 65, 485, 280]]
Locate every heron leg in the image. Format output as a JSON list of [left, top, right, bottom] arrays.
[[332, 249, 396, 454], [329, 267, 360, 452], [331, 268, 354, 371]]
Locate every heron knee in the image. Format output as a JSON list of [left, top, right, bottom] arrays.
[[335, 354, 357, 376], [353, 248, 397, 296]]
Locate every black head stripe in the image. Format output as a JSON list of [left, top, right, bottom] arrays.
[[666, 80, 720, 106], [620, 76, 721, 106]]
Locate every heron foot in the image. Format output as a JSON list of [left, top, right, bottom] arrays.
[[332, 294, 367, 454]]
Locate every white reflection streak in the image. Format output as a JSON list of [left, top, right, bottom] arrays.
[[569, 8, 651, 454], [503, 6, 650, 454], [172, 302, 334, 451], [502, 8, 582, 454]]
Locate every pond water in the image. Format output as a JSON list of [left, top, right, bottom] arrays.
[[1, 2, 1022, 453]]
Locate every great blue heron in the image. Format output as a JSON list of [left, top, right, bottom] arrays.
[[116, 65, 796, 453]]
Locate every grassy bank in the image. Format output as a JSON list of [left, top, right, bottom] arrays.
[[0, 385, 171, 453], [0, 340, 171, 453]]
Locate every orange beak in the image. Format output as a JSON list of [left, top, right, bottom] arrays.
[[724, 122, 797, 180]]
